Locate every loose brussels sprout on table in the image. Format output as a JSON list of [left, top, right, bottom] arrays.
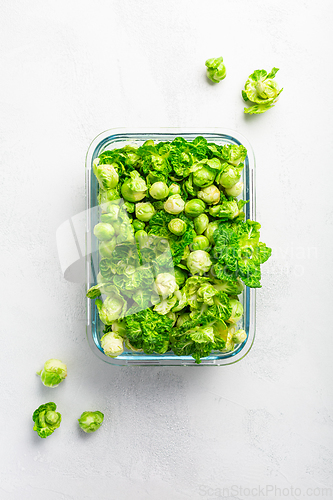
[[78, 411, 104, 433], [88, 137, 272, 364], [32, 402, 61, 438], [205, 57, 226, 83], [242, 67, 283, 114], [37, 359, 67, 388]]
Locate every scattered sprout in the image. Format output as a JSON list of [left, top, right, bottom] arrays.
[[32, 402, 61, 438], [204, 221, 220, 243], [205, 57, 226, 83], [132, 219, 145, 231], [37, 359, 67, 388], [242, 67, 283, 114], [78, 411, 104, 433]]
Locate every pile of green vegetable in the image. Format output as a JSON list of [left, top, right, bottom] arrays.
[[87, 136, 271, 363]]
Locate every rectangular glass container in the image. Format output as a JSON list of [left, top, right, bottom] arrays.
[[85, 128, 256, 366]]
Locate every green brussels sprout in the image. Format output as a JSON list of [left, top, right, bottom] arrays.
[[185, 199, 206, 218], [204, 221, 220, 243], [32, 402, 61, 438], [194, 213, 209, 235], [233, 329, 247, 344], [101, 205, 120, 223], [116, 221, 135, 244], [95, 292, 127, 325], [174, 267, 188, 287], [192, 166, 216, 188], [198, 185, 221, 205], [164, 194, 185, 215], [121, 171, 147, 202], [132, 219, 145, 231], [225, 181, 244, 197], [181, 245, 190, 261], [78, 411, 104, 433], [197, 283, 217, 305], [228, 299, 244, 324], [149, 182, 169, 200], [93, 222, 115, 241], [155, 273, 179, 298], [154, 296, 178, 315], [218, 166, 241, 189], [205, 57, 226, 83], [135, 229, 149, 247], [135, 202, 156, 222], [168, 183, 181, 196], [191, 235, 210, 251], [93, 160, 119, 190], [101, 331, 124, 357], [99, 238, 117, 258], [208, 205, 221, 217], [242, 67, 283, 115], [176, 313, 191, 328], [37, 359, 67, 388], [168, 218, 187, 236], [187, 250, 212, 275], [98, 188, 120, 207], [124, 201, 135, 213]]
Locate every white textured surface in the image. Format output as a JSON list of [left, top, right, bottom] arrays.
[[1, 1, 333, 499]]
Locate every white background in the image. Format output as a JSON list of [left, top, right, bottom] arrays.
[[1, 1, 333, 499]]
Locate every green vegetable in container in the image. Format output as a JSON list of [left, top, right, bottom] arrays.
[[205, 57, 226, 83], [197, 185, 220, 205], [37, 359, 67, 388], [32, 402, 61, 438], [194, 213, 209, 235], [93, 223, 115, 241], [168, 218, 187, 236], [184, 199, 206, 218], [78, 411, 104, 433], [187, 250, 212, 275], [149, 182, 169, 200], [135, 202, 156, 222], [242, 67, 283, 114], [101, 331, 124, 357], [164, 194, 185, 215], [93, 159, 119, 190], [121, 171, 147, 202]]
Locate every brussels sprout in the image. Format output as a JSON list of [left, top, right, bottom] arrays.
[[164, 194, 185, 215], [184, 199, 206, 218], [228, 299, 244, 324], [98, 188, 120, 206], [101, 331, 124, 357], [155, 273, 179, 298], [181, 245, 190, 261], [95, 292, 127, 324], [205, 57, 226, 83], [197, 283, 217, 305], [78, 411, 104, 433], [168, 183, 181, 196], [176, 313, 191, 328], [168, 218, 187, 236], [32, 402, 61, 438], [198, 185, 221, 205], [187, 250, 212, 275], [242, 68, 283, 115], [194, 213, 209, 235], [218, 166, 241, 189], [93, 160, 119, 190], [37, 359, 67, 388], [192, 166, 216, 188], [191, 235, 210, 251], [124, 201, 135, 213], [204, 221, 220, 243], [135, 230, 149, 247], [149, 182, 169, 200], [121, 171, 147, 202], [233, 329, 247, 344], [93, 223, 115, 241], [132, 219, 145, 231], [174, 267, 188, 287], [135, 202, 156, 222], [225, 181, 244, 197], [101, 205, 120, 223], [208, 205, 221, 217], [99, 238, 117, 258]]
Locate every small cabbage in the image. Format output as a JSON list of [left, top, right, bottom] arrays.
[[204, 221, 220, 243], [155, 273, 179, 298], [149, 182, 169, 200], [174, 267, 188, 287], [192, 166, 215, 188], [218, 166, 241, 189], [121, 171, 147, 202], [184, 199, 206, 218], [37, 359, 67, 388], [194, 213, 209, 235], [101, 331, 124, 357], [93, 160, 119, 190], [95, 290, 127, 325], [164, 194, 185, 215], [191, 235, 210, 251], [197, 283, 217, 305], [78, 411, 104, 433], [198, 185, 220, 205], [132, 220, 145, 232], [32, 402, 61, 438], [242, 68, 283, 115], [135, 202, 156, 222], [225, 181, 244, 197], [135, 229, 149, 248], [181, 245, 190, 261], [168, 183, 181, 196], [205, 57, 226, 83], [228, 299, 244, 324], [187, 250, 212, 275], [233, 329, 247, 344], [93, 223, 115, 241], [168, 218, 187, 236]]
